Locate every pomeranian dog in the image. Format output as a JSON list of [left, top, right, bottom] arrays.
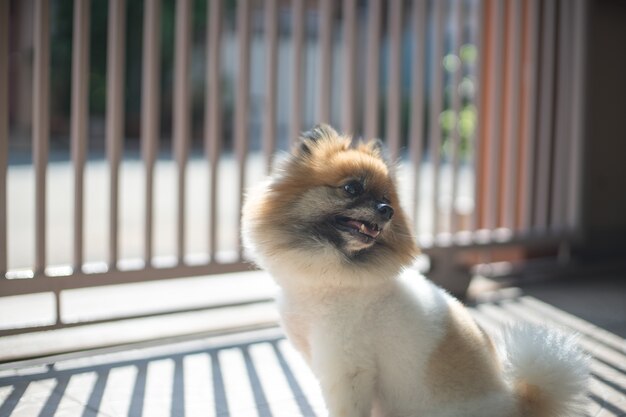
[[242, 124, 588, 417]]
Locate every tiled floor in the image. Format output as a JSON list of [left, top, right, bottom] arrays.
[[0, 285, 624, 417]]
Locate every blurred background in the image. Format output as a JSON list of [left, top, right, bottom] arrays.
[[1, 0, 625, 352], [6, 0, 481, 270]]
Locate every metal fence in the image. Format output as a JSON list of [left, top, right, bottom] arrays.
[[0, 0, 587, 337]]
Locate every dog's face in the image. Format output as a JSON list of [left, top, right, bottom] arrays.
[[289, 139, 396, 255], [245, 124, 417, 268], [323, 176, 394, 253]]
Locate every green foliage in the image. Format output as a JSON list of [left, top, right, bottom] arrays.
[[439, 44, 478, 162]]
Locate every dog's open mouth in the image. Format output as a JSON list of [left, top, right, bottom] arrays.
[[335, 216, 381, 242]]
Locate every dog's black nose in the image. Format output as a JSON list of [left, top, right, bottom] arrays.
[[376, 203, 394, 220]]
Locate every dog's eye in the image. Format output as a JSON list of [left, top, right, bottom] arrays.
[[343, 181, 364, 197]]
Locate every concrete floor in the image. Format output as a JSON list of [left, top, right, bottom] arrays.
[[0, 271, 624, 417], [515, 275, 626, 338], [468, 271, 626, 339]]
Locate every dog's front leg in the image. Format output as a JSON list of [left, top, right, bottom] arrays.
[[311, 339, 376, 417]]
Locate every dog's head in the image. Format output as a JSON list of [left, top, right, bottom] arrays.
[[243, 124, 417, 273]]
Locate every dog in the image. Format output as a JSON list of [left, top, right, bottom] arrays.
[[242, 124, 589, 417]]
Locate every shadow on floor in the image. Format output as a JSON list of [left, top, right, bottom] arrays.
[[0, 292, 624, 417]]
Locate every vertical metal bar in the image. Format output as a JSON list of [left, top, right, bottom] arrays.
[[263, 0, 278, 173], [364, 0, 381, 140], [106, 0, 126, 269], [409, 0, 427, 236], [173, 0, 192, 265], [567, 0, 587, 231], [534, 0, 557, 231], [0, 0, 9, 276], [471, 0, 486, 232], [141, 0, 161, 267], [429, 0, 446, 236], [485, 0, 504, 231], [318, 0, 333, 123], [234, 0, 251, 258], [71, 0, 90, 272], [290, 0, 305, 147], [33, 0, 50, 275], [520, 0, 540, 231], [502, 0, 523, 231], [206, 0, 222, 261], [449, 0, 465, 234], [386, 0, 403, 161], [342, 0, 357, 134], [550, 0, 572, 231]]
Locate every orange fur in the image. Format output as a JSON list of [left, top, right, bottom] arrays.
[[244, 125, 417, 275], [425, 300, 504, 401]]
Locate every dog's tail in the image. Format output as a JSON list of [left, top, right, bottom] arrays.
[[501, 324, 589, 417]]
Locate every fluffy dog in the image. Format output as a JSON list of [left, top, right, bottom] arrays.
[[242, 124, 588, 417]]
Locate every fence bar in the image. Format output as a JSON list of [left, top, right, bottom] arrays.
[[106, 0, 126, 269], [429, 0, 446, 235], [567, 0, 587, 231], [33, 0, 50, 275], [409, 0, 427, 236], [234, 0, 251, 257], [263, 0, 278, 173], [502, 0, 523, 231], [318, 0, 333, 123], [206, 0, 222, 260], [141, 0, 161, 266], [533, 0, 557, 231], [173, 0, 192, 264], [485, 0, 504, 230], [449, 0, 465, 234], [471, 0, 486, 231], [364, 0, 381, 140], [342, 0, 357, 134], [0, 0, 8, 275], [550, 0, 573, 231], [0, 0, 589, 338], [386, 0, 403, 161], [70, 0, 90, 271], [519, 0, 540, 231], [290, 0, 305, 147]]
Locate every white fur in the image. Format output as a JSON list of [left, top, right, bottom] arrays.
[[242, 185, 589, 417], [502, 324, 590, 416], [274, 263, 458, 417], [250, 247, 589, 416]]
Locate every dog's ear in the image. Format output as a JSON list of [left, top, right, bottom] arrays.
[[366, 138, 385, 156], [297, 124, 339, 155], [359, 138, 390, 163]]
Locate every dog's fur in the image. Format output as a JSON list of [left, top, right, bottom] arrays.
[[242, 124, 589, 417]]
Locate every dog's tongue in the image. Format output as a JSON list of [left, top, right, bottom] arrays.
[[346, 219, 380, 238]]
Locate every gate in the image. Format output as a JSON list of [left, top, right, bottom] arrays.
[[0, 0, 587, 338]]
